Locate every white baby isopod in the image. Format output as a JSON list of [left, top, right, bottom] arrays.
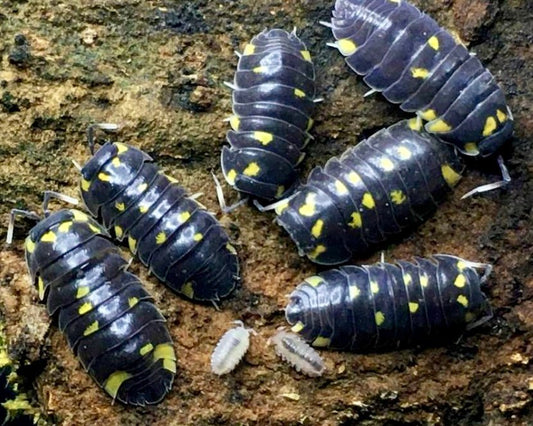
[[271, 330, 325, 377], [211, 321, 253, 375]]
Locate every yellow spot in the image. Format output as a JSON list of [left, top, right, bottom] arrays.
[[496, 109, 507, 123], [457, 260, 467, 271], [409, 302, 419, 313], [348, 211, 362, 228], [83, 320, 99, 336], [98, 172, 111, 182], [349, 285, 360, 299], [362, 192, 375, 209], [347, 171, 361, 184], [243, 162, 260, 177], [253, 131, 273, 145], [163, 359, 177, 373], [370, 281, 379, 294], [274, 200, 289, 215], [306, 118, 314, 131], [128, 236, 137, 253], [419, 109, 437, 121], [304, 276, 324, 287], [104, 371, 131, 399], [253, 66, 266, 73], [139, 204, 148, 213], [454, 274, 466, 288], [128, 297, 139, 308], [298, 193, 317, 217], [41, 231, 56, 243], [428, 36, 440, 50], [335, 180, 348, 194], [291, 321, 304, 333], [408, 116, 423, 131], [25, 237, 35, 253], [276, 185, 285, 198], [482, 116, 497, 137], [137, 183, 148, 192], [156, 232, 167, 245], [311, 219, 324, 238], [397, 146, 412, 160], [375, 311, 385, 326], [226, 169, 237, 185], [337, 38, 357, 55], [58, 221, 73, 233], [390, 189, 406, 204], [76, 286, 90, 299], [37, 277, 45, 300], [229, 116, 240, 131], [308, 245, 326, 259], [457, 294, 469, 307], [115, 202, 125, 211], [312, 336, 331, 348], [114, 225, 123, 239], [226, 243, 237, 255], [420, 274, 429, 288], [71, 210, 89, 222], [243, 43, 255, 55], [173, 212, 189, 226], [193, 233, 203, 242], [81, 178, 91, 191], [78, 302, 93, 315], [89, 223, 101, 234], [153, 343, 177, 361], [140, 343, 154, 356], [427, 119, 452, 133], [111, 157, 121, 167], [411, 68, 429, 79], [115, 143, 128, 154], [464, 142, 479, 154], [465, 312, 475, 322], [404, 273, 412, 285], [300, 50, 312, 61], [441, 164, 462, 187], [294, 88, 306, 98], [181, 282, 194, 299]]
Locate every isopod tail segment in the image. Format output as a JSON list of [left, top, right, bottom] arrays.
[[78, 124, 240, 303], [220, 28, 318, 205], [7, 193, 177, 406]]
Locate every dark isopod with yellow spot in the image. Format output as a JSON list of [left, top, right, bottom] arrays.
[[327, 0, 513, 157], [286, 254, 493, 351], [21, 209, 176, 405], [276, 119, 464, 265], [79, 140, 239, 302], [221, 28, 318, 201]]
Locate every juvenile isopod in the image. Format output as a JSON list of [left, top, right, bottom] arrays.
[[271, 330, 325, 377], [211, 321, 252, 375]]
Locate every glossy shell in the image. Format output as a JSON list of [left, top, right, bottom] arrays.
[[271, 330, 325, 377]]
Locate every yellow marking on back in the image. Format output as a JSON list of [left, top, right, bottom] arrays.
[[115, 143, 128, 154], [139, 204, 148, 213], [306, 118, 314, 131], [428, 36, 440, 50], [299, 193, 317, 217], [115, 202, 125, 211], [128, 236, 137, 253], [420, 274, 429, 287], [104, 371, 131, 399], [58, 221, 73, 233], [419, 109, 437, 121], [390, 189, 406, 205], [375, 311, 385, 326], [156, 232, 167, 245], [454, 274, 466, 288], [226, 169, 237, 185], [408, 116, 423, 131], [397, 146, 412, 160], [496, 109, 507, 123], [348, 171, 361, 184], [370, 281, 379, 294], [229, 116, 240, 131], [276, 185, 285, 198], [253, 131, 273, 145], [78, 302, 93, 315], [349, 284, 360, 299], [153, 343, 177, 361], [128, 297, 139, 308], [37, 277, 45, 301], [337, 39, 357, 55], [274, 200, 289, 215], [294, 88, 306, 98], [409, 302, 419, 313], [98, 172, 111, 182], [181, 282, 194, 299], [308, 244, 326, 259], [89, 223, 101, 234], [178, 211, 191, 223], [193, 233, 203, 242], [226, 243, 237, 255], [404, 273, 412, 285], [291, 321, 304, 333], [137, 183, 148, 192], [140, 343, 154, 356], [243, 44, 255, 55], [76, 286, 90, 299], [457, 294, 469, 307], [243, 162, 260, 177], [441, 164, 462, 187], [334, 180, 348, 194], [348, 211, 362, 228], [311, 219, 324, 238], [427, 119, 452, 133], [362, 192, 375, 209], [300, 50, 312, 62], [457, 260, 467, 271], [83, 320, 99, 336], [71, 210, 89, 222], [464, 142, 479, 155], [312, 336, 331, 348], [482, 116, 497, 136], [304, 276, 324, 287], [81, 178, 91, 191], [465, 312, 475, 323], [163, 358, 177, 373], [25, 237, 35, 253], [253, 66, 266, 73], [111, 157, 121, 167], [114, 225, 123, 239], [41, 231, 56, 243], [411, 68, 429, 79]]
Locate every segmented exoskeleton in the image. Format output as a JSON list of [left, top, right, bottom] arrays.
[[327, 0, 513, 157], [221, 28, 318, 201], [286, 254, 492, 351], [276, 119, 464, 265]]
